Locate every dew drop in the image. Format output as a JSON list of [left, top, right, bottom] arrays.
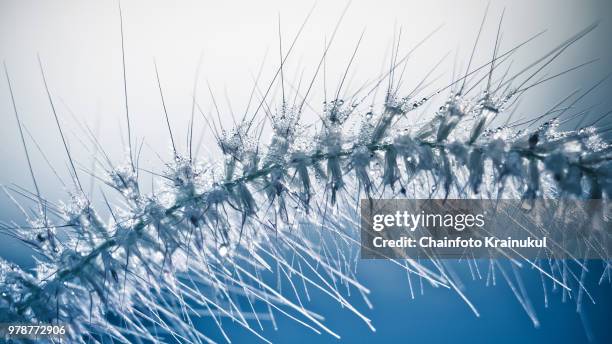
[[218, 243, 229, 257]]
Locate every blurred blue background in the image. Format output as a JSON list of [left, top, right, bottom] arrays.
[[195, 260, 612, 343]]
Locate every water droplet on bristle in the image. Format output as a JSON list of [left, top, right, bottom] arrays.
[[218, 243, 229, 257]]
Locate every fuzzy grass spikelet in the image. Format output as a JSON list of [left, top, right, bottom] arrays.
[[1, 13, 611, 343]]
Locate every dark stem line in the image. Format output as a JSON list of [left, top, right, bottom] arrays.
[[118, 1, 134, 172], [154, 59, 177, 157], [3, 62, 44, 217], [37, 55, 85, 194]]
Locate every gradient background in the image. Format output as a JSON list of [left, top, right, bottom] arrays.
[[1, 0, 611, 342]]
